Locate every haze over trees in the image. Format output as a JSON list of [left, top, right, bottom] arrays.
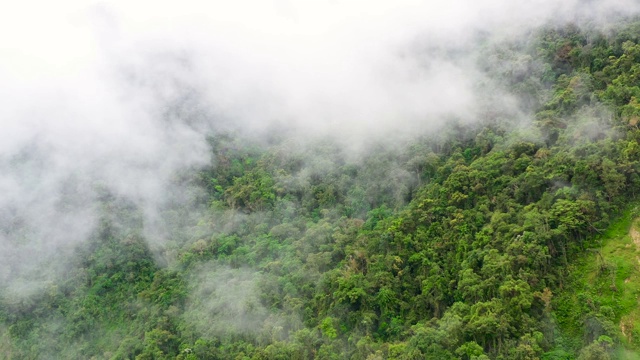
[[1, 1, 640, 359]]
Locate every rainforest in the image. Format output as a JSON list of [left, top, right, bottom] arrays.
[[2, 2, 640, 360]]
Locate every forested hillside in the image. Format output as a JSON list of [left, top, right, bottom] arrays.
[[3, 14, 640, 360]]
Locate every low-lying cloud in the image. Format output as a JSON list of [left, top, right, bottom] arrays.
[[0, 0, 639, 298]]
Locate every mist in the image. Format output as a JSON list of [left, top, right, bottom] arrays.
[[183, 264, 300, 341], [1, 0, 639, 313]]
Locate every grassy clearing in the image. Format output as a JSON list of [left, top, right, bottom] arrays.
[[554, 204, 640, 355]]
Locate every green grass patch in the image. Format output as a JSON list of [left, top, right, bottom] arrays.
[[554, 204, 640, 355]]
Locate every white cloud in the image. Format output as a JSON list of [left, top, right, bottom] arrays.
[[0, 0, 638, 295]]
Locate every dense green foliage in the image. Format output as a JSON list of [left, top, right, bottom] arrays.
[[2, 19, 640, 359]]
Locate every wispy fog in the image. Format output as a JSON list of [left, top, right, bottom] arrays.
[[0, 0, 639, 297]]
